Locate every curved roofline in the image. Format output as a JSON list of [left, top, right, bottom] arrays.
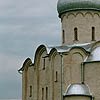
[[19, 42, 98, 69], [34, 44, 47, 65], [33, 42, 95, 64], [48, 48, 58, 57], [18, 58, 32, 72], [33, 45, 62, 65], [69, 46, 89, 54]]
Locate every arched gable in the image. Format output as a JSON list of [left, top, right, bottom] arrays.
[[34, 45, 48, 68], [18, 58, 32, 72], [69, 47, 88, 59], [67, 47, 88, 84], [49, 48, 58, 59]]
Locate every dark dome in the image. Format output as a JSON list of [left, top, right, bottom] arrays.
[[57, 0, 100, 17]]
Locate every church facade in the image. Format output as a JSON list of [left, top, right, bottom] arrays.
[[19, 0, 100, 100]]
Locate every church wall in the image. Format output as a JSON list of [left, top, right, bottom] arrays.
[[63, 48, 87, 92], [63, 54, 71, 92], [53, 53, 62, 100], [22, 69, 27, 100], [37, 50, 53, 100], [22, 58, 32, 100], [61, 10, 100, 45], [84, 62, 100, 100], [70, 48, 85, 83], [35, 49, 62, 100], [26, 66, 34, 100], [32, 66, 38, 100]]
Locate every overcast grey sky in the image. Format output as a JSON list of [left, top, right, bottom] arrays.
[[0, 0, 61, 99]]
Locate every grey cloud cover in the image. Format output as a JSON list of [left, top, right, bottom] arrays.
[[0, 0, 61, 99]]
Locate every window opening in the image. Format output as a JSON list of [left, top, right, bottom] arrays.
[[42, 56, 49, 70], [92, 27, 95, 41], [54, 71, 58, 82], [55, 71, 58, 82], [74, 27, 78, 41], [42, 88, 44, 100], [46, 87, 48, 100], [29, 85, 32, 97], [62, 30, 65, 43], [43, 58, 45, 69]]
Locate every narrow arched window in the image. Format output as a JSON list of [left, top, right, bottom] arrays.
[[54, 71, 58, 82], [74, 27, 78, 41], [56, 71, 58, 82], [46, 87, 48, 100], [92, 27, 95, 41], [29, 85, 32, 97], [42, 88, 44, 100], [43, 58, 45, 70], [62, 30, 65, 43]]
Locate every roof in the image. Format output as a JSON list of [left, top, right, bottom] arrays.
[[57, 0, 100, 17], [46, 42, 94, 54], [19, 41, 100, 72], [85, 46, 100, 62], [64, 83, 92, 97]]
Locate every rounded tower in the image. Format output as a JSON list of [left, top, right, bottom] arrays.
[[57, 0, 100, 45]]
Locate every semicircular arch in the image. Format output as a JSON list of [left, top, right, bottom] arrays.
[[34, 45, 48, 68], [19, 58, 32, 72], [69, 47, 88, 58], [76, 12, 85, 17], [66, 13, 76, 19], [85, 12, 94, 18]]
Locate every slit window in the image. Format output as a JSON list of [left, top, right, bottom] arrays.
[[92, 27, 95, 41], [43, 58, 45, 69], [29, 86, 32, 97], [74, 27, 78, 41], [43, 58, 45, 70], [62, 30, 65, 43], [46, 87, 48, 100], [42, 88, 44, 100], [54, 71, 58, 82], [56, 71, 58, 82], [42, 56, 49, 70]]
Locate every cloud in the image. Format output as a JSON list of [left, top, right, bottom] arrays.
[[0, 0, 58, 18], [0, 53, 24, 98]]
